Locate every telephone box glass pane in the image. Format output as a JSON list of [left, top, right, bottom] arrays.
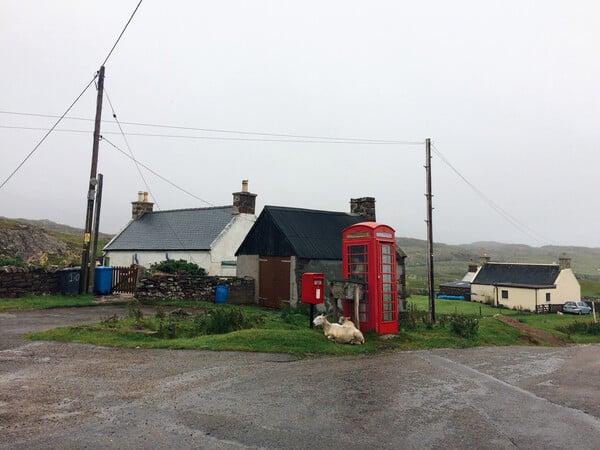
[[348, 245, 368, 283]]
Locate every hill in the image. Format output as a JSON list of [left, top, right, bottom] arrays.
[[2, 217, 599, 289], [397, 237, 600, 292], [0, 217, 112, 267]]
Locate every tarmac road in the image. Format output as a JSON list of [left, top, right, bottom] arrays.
[[1, 306, 600, 449]]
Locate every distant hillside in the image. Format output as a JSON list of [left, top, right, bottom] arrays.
[[2, 216, 599, 285], [397, 237, 600, 290], [0, 217, 113, 267]]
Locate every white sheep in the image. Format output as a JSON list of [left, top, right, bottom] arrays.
[[338, 316, 357, 329], [313, 314, 365, 345]]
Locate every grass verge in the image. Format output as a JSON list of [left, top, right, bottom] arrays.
[[17, 295, 600, 356]]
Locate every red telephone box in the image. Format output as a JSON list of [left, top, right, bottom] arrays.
[[342, 222, 398, 334]]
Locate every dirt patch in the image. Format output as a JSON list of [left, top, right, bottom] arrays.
[[494, 314, 567, 346]]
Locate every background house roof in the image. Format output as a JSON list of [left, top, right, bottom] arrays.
[[236, 206, 365, 260], [471, 262, 561, 288], [104, 206, 234, 251]]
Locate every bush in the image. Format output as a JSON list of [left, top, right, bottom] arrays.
[[398, 302, 430, 330], [556, 321, 600, 336], [150, 259, 206, 276], [440, 313, 479, 338], [205, 308, 252, 335]]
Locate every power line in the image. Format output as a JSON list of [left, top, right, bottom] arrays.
[[100, 135, 214, 206], [0, 110, 423, 145], [0, 124, 422, 145], [104, 87, 155, 207], [0, 76, 97, 190], [0, 1, 143, 191], [431, 142, 554, 245], [101, 0, 143, 66]]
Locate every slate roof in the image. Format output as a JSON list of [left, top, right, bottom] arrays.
[[104, 206, 234, 251], [236, 206, 366, 260], [471, 262, 561, 288]]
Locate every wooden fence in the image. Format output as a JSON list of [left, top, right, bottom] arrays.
[[111, 266, 139, 294]]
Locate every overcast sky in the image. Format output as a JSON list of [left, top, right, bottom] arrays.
[[1, 1, 599, 247]]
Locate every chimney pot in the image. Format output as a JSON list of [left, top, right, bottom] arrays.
[[138, 191, 144, 202], [242, 180, 248, 193], [143, 192, 149, 202]]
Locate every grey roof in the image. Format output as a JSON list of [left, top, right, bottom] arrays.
[[471, 262, 561, 288], [236, 206, 365, 259], [104, 206, 234, 251]]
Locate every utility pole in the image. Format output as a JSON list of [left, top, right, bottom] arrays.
[[80, 66, 105, 294], [425, 138, 435, 324], [88, 173, 104, 290]]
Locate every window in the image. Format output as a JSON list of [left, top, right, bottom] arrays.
[[501, 290, 509, 299], [546, 293, 551, 302]]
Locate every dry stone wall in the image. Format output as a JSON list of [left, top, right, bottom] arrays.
[[0, 266, 61, 298], [135, 273, 255, 305]]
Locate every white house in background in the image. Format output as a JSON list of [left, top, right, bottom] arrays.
[[102, 181, 257, 276], [470, 253, 580, 312]]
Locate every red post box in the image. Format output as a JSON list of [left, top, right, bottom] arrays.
[[342, 222, 398, 334], [301, 272, 324, 304]]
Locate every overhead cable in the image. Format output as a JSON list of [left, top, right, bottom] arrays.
[[431, 143, 553, 245], [100, 136, 214, 206], [0, 76, 97, 190], [0, 110, 422, 145]]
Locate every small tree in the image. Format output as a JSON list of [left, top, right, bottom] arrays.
[[150, 259, 206, 276]]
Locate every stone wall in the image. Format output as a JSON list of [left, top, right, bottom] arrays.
[[0, 266, 62, 298], [135, 273, 255, 305]]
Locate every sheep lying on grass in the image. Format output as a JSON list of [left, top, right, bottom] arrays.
[[338, 316, 357, 328], [313, 314, 365, 345]]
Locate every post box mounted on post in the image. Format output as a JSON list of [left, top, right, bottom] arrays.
[[300, 272, 324, 328]]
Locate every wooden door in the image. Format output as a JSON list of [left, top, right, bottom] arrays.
[[258, 256, 291, 308]]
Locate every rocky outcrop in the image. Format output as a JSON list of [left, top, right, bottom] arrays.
[[0, 223, 72, 265]]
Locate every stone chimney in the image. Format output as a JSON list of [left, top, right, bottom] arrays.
[[479, 252, 490, 266], [232, 180, 257, 215], [350, 197, 376, 222], [131, 191, 154, 219], [558, 252, 571, 270], [468, 260, 478, 273]]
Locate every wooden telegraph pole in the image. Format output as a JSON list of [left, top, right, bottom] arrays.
[[80, 66, 105, 294], [425, 138, 435, 324]]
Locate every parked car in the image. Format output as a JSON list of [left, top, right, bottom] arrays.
[[562, 301, 592, 315]]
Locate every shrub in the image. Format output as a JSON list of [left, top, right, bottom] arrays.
[[150, 259, 206, 276], [205, 308, 252, 334], [556, 321, 600, 336], [399, 302, 429, 330], [440, 313, 479, 338]]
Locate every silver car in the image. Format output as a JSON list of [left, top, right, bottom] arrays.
[[562, 301, 592, 315]]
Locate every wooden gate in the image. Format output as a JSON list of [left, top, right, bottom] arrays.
[[111, 266, 139, 294], [258, 256, 291, 309]]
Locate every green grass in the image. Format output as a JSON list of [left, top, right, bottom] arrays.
[[17, 295, 600, 357], [0, 294, 96, 310]]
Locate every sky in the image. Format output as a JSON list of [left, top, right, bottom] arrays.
[[1, 1, 599, 248]]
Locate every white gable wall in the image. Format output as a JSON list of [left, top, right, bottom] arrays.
[[553, 268, 581, 302], [208, 214, 256, 275]]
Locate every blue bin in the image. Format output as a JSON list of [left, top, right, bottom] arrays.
[[94, 266, 114, 295], [215, 285, 229, 304]]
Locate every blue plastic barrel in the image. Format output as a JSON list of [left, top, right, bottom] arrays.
[[215, 285, 229, 304], [94, 266, 114, 295]]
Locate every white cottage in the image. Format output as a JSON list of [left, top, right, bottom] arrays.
[[470, 254, 580, 312], [103, 182, 257, 276]]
